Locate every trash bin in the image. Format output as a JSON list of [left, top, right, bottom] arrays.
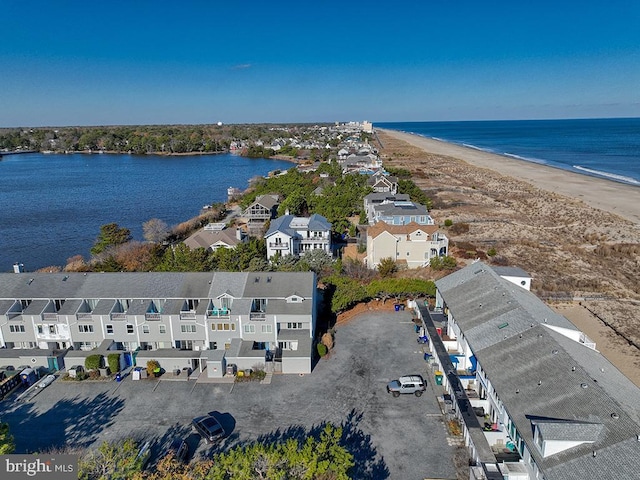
[[394, 304, 400, 312], [435, 371, 443, 386], [115, 373, 122, 382]]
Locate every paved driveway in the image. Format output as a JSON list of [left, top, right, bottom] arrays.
[[2, 309, 457, 480]]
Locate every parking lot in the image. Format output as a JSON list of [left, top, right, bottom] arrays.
[[1, 309, 458, 479]]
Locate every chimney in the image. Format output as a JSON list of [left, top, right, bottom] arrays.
[[236, 228, 243, 241]]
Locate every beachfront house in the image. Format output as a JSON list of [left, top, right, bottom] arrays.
[[365, 221, 448, 269], [243, 194, 280, 236], [0, 271, 317, 375], [370, 199, 435, 226], [183, 224, 247, 252], [414, 262, 640, 480], [364, 192, 410, 224], [264, 214, 332, 261], [367, 170, 398, 194]]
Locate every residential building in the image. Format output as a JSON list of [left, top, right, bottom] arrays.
[[0, 271, 317, 375], [242, 194, 280, 236], [364, 192, 410, 224], [371, 199, 434, 226], [416, 262, 640, 479], [367, 170, 398, 194], [184, 224, 247, 252], [366, 221, 448, 269], [264, 214, 332, 260]]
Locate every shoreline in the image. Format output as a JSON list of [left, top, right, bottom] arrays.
[[378, 128, 640, 224]]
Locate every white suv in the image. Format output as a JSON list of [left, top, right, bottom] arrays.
[[386, 375, 427, 397]]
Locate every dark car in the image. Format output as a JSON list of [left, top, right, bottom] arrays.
[[166, 437, 189, 463], [192, 415, 226, 444]]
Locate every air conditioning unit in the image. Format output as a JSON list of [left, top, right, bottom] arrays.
[[193, 346, 200, 351]]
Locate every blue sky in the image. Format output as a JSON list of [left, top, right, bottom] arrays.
[[1, 1, 638, 126]]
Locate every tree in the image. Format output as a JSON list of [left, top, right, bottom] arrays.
[[142, 218, 170, 243], [301, 249, 333, 275], [205, 424, 353, 479], [377, 257, 397, 277], [91, 223, 132, 255], [78, 438, 145, 480], [430, 255, 457, 271], [0, 422, 15, 454]]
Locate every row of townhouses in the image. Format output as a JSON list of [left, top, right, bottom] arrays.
[[415, 262, 640, 480], [0, 271, 317, 377]]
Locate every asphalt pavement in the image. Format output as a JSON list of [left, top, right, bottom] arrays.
[[1, 309, 458, 480]]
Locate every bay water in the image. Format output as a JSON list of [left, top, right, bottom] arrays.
[[0, 152, 293, 271]]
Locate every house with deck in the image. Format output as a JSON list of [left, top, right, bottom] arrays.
[[415, 262, 640, 479], [243, 194, 280, 236], [0, 271, 317, 375], [371, 199, 434, 226], [264, 214, 332, 261], [365, 221, 448, 269], [367, 170, 398, 194]]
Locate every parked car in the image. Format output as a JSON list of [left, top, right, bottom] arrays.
[[192, 415, 226, 444], [165, 437, 189, 463], [386, 374, 427, 397]]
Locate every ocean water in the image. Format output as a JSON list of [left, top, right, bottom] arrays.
[[377, 118, 640, 186], [0, 152, 293, 271]]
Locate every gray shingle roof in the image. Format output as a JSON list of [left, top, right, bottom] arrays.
[[439, 262, 640, 480], [264, 214, 331, 238]]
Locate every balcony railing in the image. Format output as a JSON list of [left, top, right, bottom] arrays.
[[145, 313, 161, 321], [268, 243, 289, 249], [111, 313, 127, 321], [250, 312, 266, 321], [36, 332, 69, 341], [43, 313, 58, 321], [180, 311, 197, 320], [77, 313, 93, 321], [207, 309, 230, 318]]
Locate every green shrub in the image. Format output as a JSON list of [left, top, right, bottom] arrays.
[[430, 256, 458, 271], [85, 354, 103, 371], [444, 219, 453, 227], [107, 353, 120, 374], [317, 343, 328, 357], [146, 360, 161, 377], [487, 247, 497, 257]]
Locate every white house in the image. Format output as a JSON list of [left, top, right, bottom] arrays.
[[264, 214, 332, 260]]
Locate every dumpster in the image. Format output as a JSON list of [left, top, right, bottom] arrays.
[[435, 371, 444, 386]]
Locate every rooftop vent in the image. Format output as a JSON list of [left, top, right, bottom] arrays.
[[27, 278, 34, 285], [611, 413, 619, 419], [498, 322, 509, 329], [581, 383, 588, 389], [572, 366, 576, 372], [552, 349, 559, 355]]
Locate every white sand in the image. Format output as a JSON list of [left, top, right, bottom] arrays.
[[380, 129, 640, 224]]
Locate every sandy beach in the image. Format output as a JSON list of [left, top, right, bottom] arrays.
[[381, 130, 640, 224], [377, 128, 640, 386]]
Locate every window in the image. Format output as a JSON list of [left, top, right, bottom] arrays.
[[159, 324, 166, 334], [261, 324, 273, 333], [181, 324, 196, 333], [210, 342, 218, 350], [213, 322, 234, 331], [252, 298, 267, 312], [37, 325, 44, 334], [286, 322, 303, 329], [106, 324, 114, 334], [79, 324, 94, 333], [142, 325, 150, 334], [126, 324, 134, 334], [244, 324, 256, 333], [9, 324, 25, 333]]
